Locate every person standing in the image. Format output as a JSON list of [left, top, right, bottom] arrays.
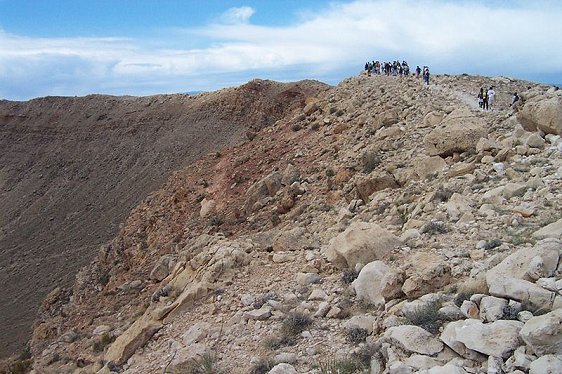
[[422, 66, 430, 85], [487, 87, 496, 108], [478, 88, 484, 108]]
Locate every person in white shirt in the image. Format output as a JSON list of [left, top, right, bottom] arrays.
[[487, 87, 496, 107]]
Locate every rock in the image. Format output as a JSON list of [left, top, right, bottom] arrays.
[[268, 363, 298, 374], [446, 193, 473, 221], [404, 354, 442, 370], [308, 288, 328, 301], [502, 183, 527, 199], [402, 253, 451, 298], [104, 315, 162, 365], [281, 164, 300, 186], [244, 171, 282, 212], [383, 325, 444, 355], [199, 198, 217, 218], [93, 325, 112, 336], [520, 309, 562, 355], [519, 96, 562, 135], [426, 363, 468, 374], [422, 111, 445, 127], [352, 260, 390, 307], [343, 315, 377, 333], [355, 172, 399, 202], [460, 300, 479, 319], [424, 108, 487, 156], [455, 320, 524, 358], [506, 345, 534, 372], [525, 133, 546, 149], [533, 218, 562, 240], [438, 305, 465, 321], [272, 227, 309, 252], [322, 222, 402, 269], [182, 322, 211, 345], [441, 319, 482, 358], [380, 269, 405, 300], [479, 296, 508, 322], [529, 355, 562, 374], [413, 156, 447, 179], [296, 272, 321, 286], [244, 306, 272, 321], [488, 277, 557, 311], [273, 353, 297, 364], [149, 255, 176, 282]]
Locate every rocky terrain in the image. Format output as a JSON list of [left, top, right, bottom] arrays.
[[0, 79, 330, 358], [2, 72, 562, 374]]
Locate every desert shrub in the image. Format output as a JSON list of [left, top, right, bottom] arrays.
[[281, 312, 312, 336], [248, 358, 274, 374], [361, 151, 381, 173], [173, 353, 219, 374], [92, 332, 115, 353], [353, 343, 384, 369], [325, 168, 335, 177], [404, 300, 442, 334], [291, 123, 302, 132], [317, 357, 368, 374], [346, 327, 369, 344], [483, 239, 502, 250], [341, 269, 359, 284], [208, 215, 224, 227], [421, 221, 448, 235], [433, 187, 453, 202], [263, 334, 296, 351]]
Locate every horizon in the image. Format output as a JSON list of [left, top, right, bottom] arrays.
[[1, 0, 562, 101]]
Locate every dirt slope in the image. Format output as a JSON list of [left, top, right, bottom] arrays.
[[0, 79, 330, 357]]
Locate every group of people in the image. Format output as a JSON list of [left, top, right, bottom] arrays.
[[363, 60, 430, 85], [478, 87, 520, 110]]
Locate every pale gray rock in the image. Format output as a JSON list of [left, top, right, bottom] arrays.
[[182, 322, 211, 345], [520, 309, 562, 355], [480, 296, 508, 322], [529, 355, 562, 374], [455, 320, 523, 358], [322, 221, 402, 269], [352, 260, 389, 307], [343, 315, 377, 333], [383, 325, 444, 355], [533, 218, 562, 240], [243, 306, 272, 321], [268, 363, 297, 374]]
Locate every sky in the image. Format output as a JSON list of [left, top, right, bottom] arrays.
[[1, 0, 561, 100]]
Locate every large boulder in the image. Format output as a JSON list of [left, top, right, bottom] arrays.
[[533, 218, 562, 240], [402, 253, 451, 298], [322, 222, 402, 269], [520, 309, 562, 355], [244, 171, 283, 213], [104, 315, 162, 365], [355, 172, 399, 202], [352, 261, 389, 307], [413, 156, 447, 179], [383, 325, 444, 355], [519, 96, 562, 135], [453, 320, 524, 359], [529, 355, 562, 374], [423, 108, 487, 156]]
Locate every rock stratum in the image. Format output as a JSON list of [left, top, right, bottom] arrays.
[[2, 73, 562, 374]]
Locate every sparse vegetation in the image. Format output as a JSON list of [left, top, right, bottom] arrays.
[[248, 357, 274, 374], [361, 151, 381, 173], [341, 269, 359, 284], [173, 352, 220, 374], [433, 187, 453, 202], [404, 300, 442, 334], [92, 332, 115, 353], [208, 215, 224, 227], [482, 239, 502, 250], [421, 221, 448, 235], [325, 167, 335, 177], [281, 312, 313, 336], [317, 357, 368, 374], [346, 327, 369, 344]]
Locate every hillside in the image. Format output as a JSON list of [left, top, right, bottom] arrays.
[[0, 79, 330, 358], [4, 72, 562, 374]]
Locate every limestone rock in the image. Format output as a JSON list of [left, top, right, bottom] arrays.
[[244, 171, 282, 212], [343, 315, 377, 333], [423, 108, 487, 156], [199, 198, 217, 218], [352, 260, 390, 307], [479, 296, 508, 322], [440, 319, 482, 358], [519, 96, 562, 135], [383, 325, 444, 355], [402, 253, 451, 298], [520, 309, 562, 355], [455, 320, 524, 358], [529, 355, 562, 374], [104, 316, 162, 365], [422, 111, 445, 128], [268, 363, 297, 374], [323, 222, 402, 269], [533, 218, 562, 240], [149, 255, 176, 282], [355, 172, 399, 202], [446, 193, 473, 222], [413, 156, 447, 179], [182, 322, 211, 345]]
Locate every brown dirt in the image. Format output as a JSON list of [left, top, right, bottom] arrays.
[[0, 79, 330, 358]]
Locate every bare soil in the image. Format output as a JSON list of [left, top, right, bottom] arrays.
[[0, 79, 330, 357]]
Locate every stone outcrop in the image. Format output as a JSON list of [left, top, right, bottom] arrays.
[[519, 96, 562, 135]]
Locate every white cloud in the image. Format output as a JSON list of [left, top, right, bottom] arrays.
[[218, 6, 255, 25], [1, 0, 562, 100]]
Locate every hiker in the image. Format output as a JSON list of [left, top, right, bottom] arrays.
[[510, 93, 520, 107], [478, 88, 484, 108], [416, 66, 421, 77], [422, 66, 430, 85], [482, 89, 489, 110], [487, 87, 496, 107]]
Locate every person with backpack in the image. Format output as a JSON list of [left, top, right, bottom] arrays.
[[416, 66, 421, 78], [510, 93, 520, 107], [478, 88, 484, 108], [482, 89, 489, 110], [422, 66, 430, 85]]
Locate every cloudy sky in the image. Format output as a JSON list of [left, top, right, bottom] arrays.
[[1, 0, 561, 100]]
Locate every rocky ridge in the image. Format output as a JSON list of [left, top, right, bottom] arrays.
[[9, 73, 562, 374]]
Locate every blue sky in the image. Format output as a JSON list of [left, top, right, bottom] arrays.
[[1, 0, 561, 100]]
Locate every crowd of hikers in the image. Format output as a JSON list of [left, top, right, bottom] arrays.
[[363, 59, 522, 110], [364, 60, 430, 85]]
